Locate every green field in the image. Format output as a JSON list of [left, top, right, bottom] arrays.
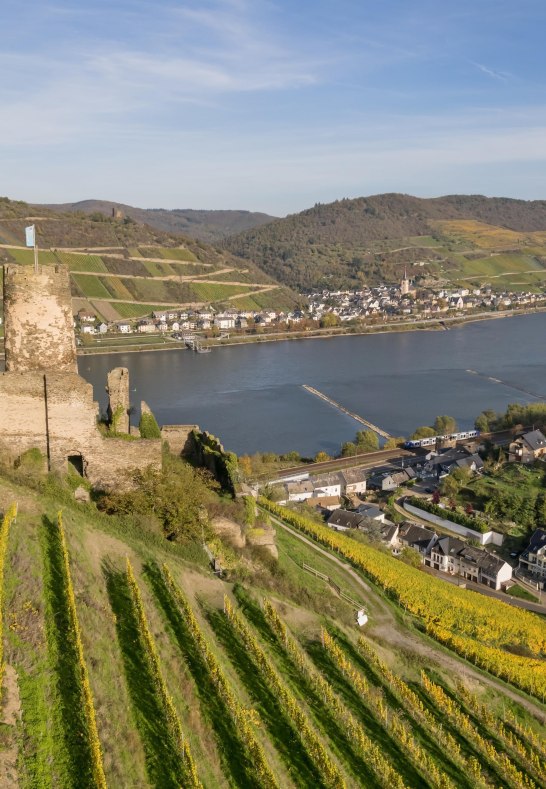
[[455, 253, 544, 278], [72, 274, 113, 299], [189, 282, 253, 301], [7, 248, 60, 266], [109, 302, 168, 318], [139, 246, 198, 262], [55, 252, 108, 273]]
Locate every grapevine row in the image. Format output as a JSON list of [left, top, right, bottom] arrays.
[[223, 595, 346, 789], [455, 681, 546, 783], [319, 628, 460, 789], [420, 672, 537, 789], [501, 709, 546, 761], [161, 565, 279, 789], [125, 558, 202, 788], [56, 512, 107, 789], [356, 637, 490, 788], [258, 499, 546, 698], [0, 502, 17, 689], [262, 599, 410, 789]]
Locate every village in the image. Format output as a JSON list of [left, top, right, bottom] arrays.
[[256, 427, 546, 607], [73, 271, 546, 339]]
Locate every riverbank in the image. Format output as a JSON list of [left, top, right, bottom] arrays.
[[69, 305, 546, 357], [1, 305, 540, 362]]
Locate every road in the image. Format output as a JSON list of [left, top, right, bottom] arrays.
[[265, 508, 546, 723], [265, 448, 418, 481]]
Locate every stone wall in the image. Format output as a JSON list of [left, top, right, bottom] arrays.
[[0, 370, 162, 489], [3, 263, 77, 373], [161, 424, 199, 457]]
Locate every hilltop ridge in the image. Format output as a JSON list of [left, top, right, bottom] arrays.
[[223, 193, 546, 290], [37, 199, 277, 243]]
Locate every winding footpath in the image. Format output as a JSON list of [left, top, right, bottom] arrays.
[[264, 508, 546, 725]]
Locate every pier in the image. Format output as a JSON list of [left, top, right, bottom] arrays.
[[302, 385, 392, 439]]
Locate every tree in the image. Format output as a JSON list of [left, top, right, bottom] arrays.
[[398, 547, 422, 568], [341, 441, 358, 457], [355, 430, 379, 452], [98, 455, 212, 542], [433, 415, 457, 435], [314, 451, 331, 462], [440, 474, 460, 499], [238, 454, 253, 478], [475, 409, 498, 433], [451, 466, 471, 487], [411, 426, 436, 440], [319, 313, 340, 328], [383, 436, 405, 449]]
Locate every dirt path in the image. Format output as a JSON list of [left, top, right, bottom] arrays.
[[0, 664, 21, 788], [267, 512, 546, 724]]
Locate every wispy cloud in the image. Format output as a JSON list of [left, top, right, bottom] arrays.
[[470, 61, 511, 81]]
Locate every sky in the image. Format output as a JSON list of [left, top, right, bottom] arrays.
[[2, 0, 546, 215]]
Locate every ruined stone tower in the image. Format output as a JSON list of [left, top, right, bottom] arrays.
[[106, 367, 130, 434], [3, 263, 77, 372], [0, 261, 162, 488]]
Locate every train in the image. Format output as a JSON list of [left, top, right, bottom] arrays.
[[404, 429, 480, 449]]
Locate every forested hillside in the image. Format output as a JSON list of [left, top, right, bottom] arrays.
[[38, 200, 277, 243], [224, 193, 546, 290]]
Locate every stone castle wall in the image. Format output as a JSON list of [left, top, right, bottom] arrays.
[[3, 263, 77, 373], [0, 370, 161, 489]]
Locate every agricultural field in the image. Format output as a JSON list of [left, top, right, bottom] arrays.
[[138, 246, 198, 262], [0, 245, 296, 317], [0, 469, 544, 789]]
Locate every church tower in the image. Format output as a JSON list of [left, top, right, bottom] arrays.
[[401, 267, 410, 296]]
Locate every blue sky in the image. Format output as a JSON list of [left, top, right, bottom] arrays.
[[2, 0, 546, 214]]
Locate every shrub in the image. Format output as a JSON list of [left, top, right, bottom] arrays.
[[139, 411, 161, 439]]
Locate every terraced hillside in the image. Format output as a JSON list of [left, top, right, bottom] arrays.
[[0, 472, 544, 788], [224, 193, 546, 292], [0, 197, 298, 316]]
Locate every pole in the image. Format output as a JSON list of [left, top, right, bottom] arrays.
[[34, 239, 39, 273]]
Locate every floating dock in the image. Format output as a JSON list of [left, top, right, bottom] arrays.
[[302, 385, 392, 439]]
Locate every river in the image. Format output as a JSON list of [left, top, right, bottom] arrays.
[[78, 313, 546, 457]]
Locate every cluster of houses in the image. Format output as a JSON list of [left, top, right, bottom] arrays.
[[277, 467, 368, 511], [306, 281, 546, 323], [75, 306, 295, 336], [325, 506, 513, 590]]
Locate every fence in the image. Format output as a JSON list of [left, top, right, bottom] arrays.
[[301, 562, 363, 610]]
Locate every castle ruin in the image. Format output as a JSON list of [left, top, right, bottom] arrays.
[[0, 262, 162, 488]]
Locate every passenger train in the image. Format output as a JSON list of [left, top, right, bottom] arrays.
[[404, 429, 480, 449]]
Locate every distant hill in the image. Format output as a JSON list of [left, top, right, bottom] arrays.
[[0, 197, 298, 318], [223, 193, 546, 290], [38, 199, 277, 243]]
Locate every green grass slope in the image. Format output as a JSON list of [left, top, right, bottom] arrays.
[[0, 466, 544, 788]]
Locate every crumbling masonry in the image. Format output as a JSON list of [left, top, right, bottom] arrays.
[[0, 262, 162, 488]]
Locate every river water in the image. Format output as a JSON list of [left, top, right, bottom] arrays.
[[78, 313, 546, 457]]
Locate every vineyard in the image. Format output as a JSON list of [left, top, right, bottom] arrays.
[[1, 244, 298, 319], [0, 479, 544, 788], [258, 499, 546, 699]]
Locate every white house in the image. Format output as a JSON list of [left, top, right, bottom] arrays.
[[340, 468, 367, 495], [117, 323, 132, 334], [311, 473, 343, 498]]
